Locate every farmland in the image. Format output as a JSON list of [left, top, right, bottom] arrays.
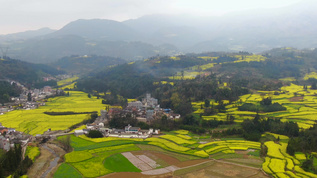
[[193, 83, 317, 129], [25, 146, 40, 161], [261, 133, 317, 178], [54, 131, 317, 177], [168, 54, 266, 80], [57, 76, 79, 87], [54, 131, 269, 177], [0, 91, 107, 135]]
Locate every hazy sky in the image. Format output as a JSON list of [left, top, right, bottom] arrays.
[[0, 0, 304, 35]]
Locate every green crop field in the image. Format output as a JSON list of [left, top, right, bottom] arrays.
[[54, 163, 82, 178], [104, 154, 141, 172]]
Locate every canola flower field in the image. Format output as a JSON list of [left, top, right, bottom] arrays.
[[193, 83, 317, 129], [262, 133, 317, 178], [169, 54, 266, 80], [0, 91, 107, 135], [57, 76, 79, 87]]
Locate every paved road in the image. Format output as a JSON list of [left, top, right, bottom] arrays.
[[40, 144, 60, 178]]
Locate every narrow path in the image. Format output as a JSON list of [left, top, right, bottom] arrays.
[[212, 159, 261, 170], [177, 159, 213, 170], [40, 144, 60, 178], [142, 159, 212, 175]]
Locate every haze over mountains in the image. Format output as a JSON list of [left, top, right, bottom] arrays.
[[1, 0, 317, 63]]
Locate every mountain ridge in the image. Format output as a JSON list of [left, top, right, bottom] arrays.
[[2, 0, 317, 63]]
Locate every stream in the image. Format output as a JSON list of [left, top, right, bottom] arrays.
[[41, 144, 60, 178]]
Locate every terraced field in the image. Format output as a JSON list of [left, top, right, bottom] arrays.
[[262, 133, 317, 178], [194, 83, 317, 129], [169, 54, 266, 80]]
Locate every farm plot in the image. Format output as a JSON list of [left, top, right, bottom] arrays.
[[0, 91, 106, 135], [121, 152, 152, 171], [57, 76, 79, 87], [55, 131, 268, 177], [25, 146, 40, 161], [262, 133, 317, 177]]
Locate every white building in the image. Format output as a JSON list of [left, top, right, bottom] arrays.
[[142, 94, 158, 108], [128, 101, 143, 109]]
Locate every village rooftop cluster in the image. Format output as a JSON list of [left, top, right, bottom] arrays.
[[73, 94, 180, 138]]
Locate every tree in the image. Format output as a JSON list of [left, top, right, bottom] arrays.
[[27, 92, 32, 101], [260, 97, 272, 106], [260, 143, 268, 157], [311, 81, 317, 90], [204, 99, 210, 108], [59, 135, 72, 152], [182, 115, 197, 125], [87, 93, 91, 98], [87, 130, 103, 138]]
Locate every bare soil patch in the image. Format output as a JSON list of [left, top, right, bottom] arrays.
[[175, 159, 209, 168], [175, 162, 268, 178], [133, 150, 208, 168], [289, 96, 303, 102], [134, 151, 180, 166], [100, 172, 173, 178], [224, 158, 263, 168]]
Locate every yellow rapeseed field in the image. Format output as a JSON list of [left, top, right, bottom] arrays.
[[0, 91, 106, 135]]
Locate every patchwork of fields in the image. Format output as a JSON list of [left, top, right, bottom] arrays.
[[54, 130, 266, 177], [194, 83, 317, 129], [52, 130, 317, 177], [169, 54, 266, 80]]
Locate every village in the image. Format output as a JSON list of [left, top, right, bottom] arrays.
[[0, 75, 71, 115], [0, 93, 180, 152], [72, 93, 180, 139]]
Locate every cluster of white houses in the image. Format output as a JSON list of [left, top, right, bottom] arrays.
[[75, 124, 160, 139]]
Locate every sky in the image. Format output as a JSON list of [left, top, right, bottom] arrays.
[[0, 0, 304, 35]]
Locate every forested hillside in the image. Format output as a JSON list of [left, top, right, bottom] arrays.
[[0, 57, 63, 85], [51, 55, 126, 75]]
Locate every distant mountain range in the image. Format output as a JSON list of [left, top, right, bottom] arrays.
[[1, 0, 317, 63]]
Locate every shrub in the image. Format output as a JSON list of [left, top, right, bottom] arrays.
[[87, 130, 103, 138]]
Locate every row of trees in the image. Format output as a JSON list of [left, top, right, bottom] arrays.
[[238, 98, 286, 113], [286, 124, 317, 173], [0, 145, 33, 178], [241, 115, 299, 141]]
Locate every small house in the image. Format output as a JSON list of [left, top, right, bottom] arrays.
[[125, 124, 140, 134]]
